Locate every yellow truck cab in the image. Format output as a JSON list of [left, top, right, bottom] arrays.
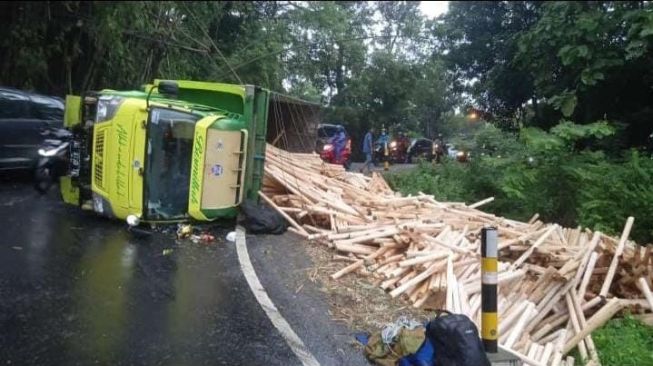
[[61, 80, 318, 223]]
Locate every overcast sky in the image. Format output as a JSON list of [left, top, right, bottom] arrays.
[[419, 1, 449, 19]]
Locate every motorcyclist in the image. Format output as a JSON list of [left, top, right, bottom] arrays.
[[396, 132, 410, 162], [376, 128, 389, 147], [329, 125, 347, 163], [373, 128, 390, 164]]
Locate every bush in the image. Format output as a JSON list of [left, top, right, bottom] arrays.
[[575, 151, 653, 243], [385, 160, 473, 202], [386, 122, 653, 243]]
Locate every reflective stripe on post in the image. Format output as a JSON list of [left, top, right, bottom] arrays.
[[481, 227, 498, 353]]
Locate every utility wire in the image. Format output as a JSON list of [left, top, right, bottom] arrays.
[[216, 34, 435, 80], [182, 2, 244, 84]]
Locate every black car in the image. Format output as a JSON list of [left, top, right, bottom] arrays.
[[0, 87, 64, 170], [407, 138, 436, 163]]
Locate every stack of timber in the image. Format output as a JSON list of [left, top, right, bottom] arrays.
[[262, 144, 653, 366]]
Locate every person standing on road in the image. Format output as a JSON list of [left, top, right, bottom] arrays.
[[360, 127, 374, 174]]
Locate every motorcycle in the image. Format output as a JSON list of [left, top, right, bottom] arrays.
[[372, 142, 386, 166], [34, 127, 73, 194], [319, 139, 352, 170], [388, 139, 410, 164]]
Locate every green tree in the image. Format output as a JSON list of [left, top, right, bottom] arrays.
[[439, 1, 541, 121], [516, 1, 653, 145]]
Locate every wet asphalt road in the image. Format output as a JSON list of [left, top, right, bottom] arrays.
[[0, 175, 366, 366]]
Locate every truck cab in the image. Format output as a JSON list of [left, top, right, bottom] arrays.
[[61, 80, 286, 223]]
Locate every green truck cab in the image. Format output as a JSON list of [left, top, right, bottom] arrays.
[[61, 80, 317, 223]]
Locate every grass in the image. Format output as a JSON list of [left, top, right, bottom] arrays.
[[575, 316, 653, 366]]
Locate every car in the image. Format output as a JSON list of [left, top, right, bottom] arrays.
[[445, 143, 470, 162], [0, 87, 64, 170], [407, 137, 435, 163]]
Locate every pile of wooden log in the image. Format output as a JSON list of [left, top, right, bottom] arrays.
[[261, 144, 653, 366]]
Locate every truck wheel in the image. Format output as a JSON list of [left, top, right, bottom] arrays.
[[34, 165, 53, 194]]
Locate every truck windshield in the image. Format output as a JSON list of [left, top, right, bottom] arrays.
[[144, 108, 201, 220]]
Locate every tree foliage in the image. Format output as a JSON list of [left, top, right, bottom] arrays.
[[441, 1, 653, 147], [0, 1, 459, 151]]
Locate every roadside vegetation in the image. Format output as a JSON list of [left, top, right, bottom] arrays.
[[585, 315, 653, 366], [386, 121, 653, 243], [1, 1, 652, 363]]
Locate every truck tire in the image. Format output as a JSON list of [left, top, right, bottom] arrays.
[[34, 163, 54, 194]]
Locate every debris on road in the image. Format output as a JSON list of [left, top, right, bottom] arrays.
[[190, 233, 216, 244], [177, 224, 193, 239], [226, 231, 237, 243], [360, 316, 431, 366], [261, 143, 652, 365]]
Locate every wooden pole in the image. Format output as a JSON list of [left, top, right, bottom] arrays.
[[258, 191, 309, 236], [599, 217, 634, 297], [563, 298, 623, 354], [637, 277, 653, 311]]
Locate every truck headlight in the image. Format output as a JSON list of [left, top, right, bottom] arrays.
[[126, 215, 141, 227], [96, 96, 124, 123]]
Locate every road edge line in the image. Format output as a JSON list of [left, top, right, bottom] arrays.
[[235, 226, 321, 366]]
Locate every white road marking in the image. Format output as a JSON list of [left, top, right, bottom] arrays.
[[235, 226, 321, 366]]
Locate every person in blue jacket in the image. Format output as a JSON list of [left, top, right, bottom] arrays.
[[376, 128, 389, 146], [360, 127, 374, 173], [330, 125, 347, 163]]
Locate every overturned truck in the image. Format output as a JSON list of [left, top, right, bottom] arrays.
[[59, 80, 320, 223]]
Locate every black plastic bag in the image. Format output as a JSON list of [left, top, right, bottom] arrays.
[[239, 199, 289, 235], [426, 310, 490, 366]]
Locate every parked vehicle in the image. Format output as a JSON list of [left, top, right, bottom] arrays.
[[0, 87, 64, 170], [407, 138, 435, 163], [445, 143, 470, 163], [54, 80, 316, 223]]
